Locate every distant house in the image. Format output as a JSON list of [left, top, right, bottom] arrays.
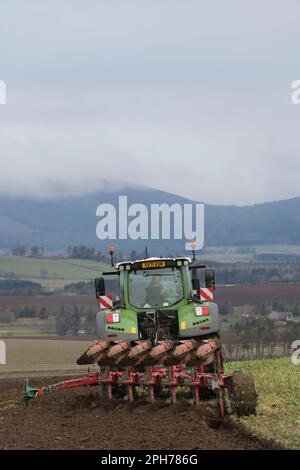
[[268, 311, 294, 321], [77, 328, 88, 336], [241, 313, 259, 320]]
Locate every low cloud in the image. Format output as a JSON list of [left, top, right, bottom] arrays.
[[0, 0, 300, 205]]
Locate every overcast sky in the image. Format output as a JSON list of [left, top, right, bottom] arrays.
[[0, 0, 300, 205]]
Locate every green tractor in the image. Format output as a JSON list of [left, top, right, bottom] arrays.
[[83, 256, 219, 357], [24, 253, 257, 418]]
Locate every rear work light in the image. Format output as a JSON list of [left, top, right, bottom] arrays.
[[106, 313, 120, 323], [195, 306, 209, 316]]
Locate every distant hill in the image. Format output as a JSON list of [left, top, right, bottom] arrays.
[[206, 197, 300, 246], [0, 186, 299, 254]]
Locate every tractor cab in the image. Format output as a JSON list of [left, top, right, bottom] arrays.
[[94, 257, 218, 343], [118, 258, 191, 309]]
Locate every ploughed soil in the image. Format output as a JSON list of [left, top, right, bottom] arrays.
[[0, 376, 271, 450]]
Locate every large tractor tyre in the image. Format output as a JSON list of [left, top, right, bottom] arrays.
[[229, 371, 257, 417]]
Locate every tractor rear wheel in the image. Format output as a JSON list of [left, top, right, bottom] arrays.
[[229, 371, 257, 416]]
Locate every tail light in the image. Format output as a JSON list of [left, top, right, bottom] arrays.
[[105, 313, 120, 323], [195, 306, 209, 316]]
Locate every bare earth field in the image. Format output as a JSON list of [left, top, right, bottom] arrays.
[[216, 283, 300, 305], [0, 338, 93, 376], [1, 283, 299, 310], [0, 378, 267, 450], [0, 339, 293, 450]]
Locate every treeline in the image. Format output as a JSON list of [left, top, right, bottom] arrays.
[[0, 279, 42, 296], [0, 304, 52, 321], [12, 245, 44, 256], [66, 245, 106, 260], [254, 253, 300, 263], [64, 279, 119, 295], [222, 318, 300, 360], [11, 244, 106, 260], [215, 263, 300, 284], [229, 317, 299, 344], [64, 281, 94, 294], [65, 246, 145, 262], [55, 305, 96, 335], [0, 278, 118, 297], [219, 301, 300, 316], [0, 304, 97, 335]]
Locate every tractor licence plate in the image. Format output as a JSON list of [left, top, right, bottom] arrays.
[[141, 261, 166, 269]]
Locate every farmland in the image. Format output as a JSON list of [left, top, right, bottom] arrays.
[[0, 338, 298, 449], [0, 283, 299, 309], [0, 281, 299, 337], [0, 254, 299, 448], [0, 256, 110, 289], [0, 379, 265, 450], [226, 358, 300, 449], [0, 338, 93, 376]]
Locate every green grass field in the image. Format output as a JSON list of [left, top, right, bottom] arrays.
[[0, 256, 111, 288], [226, 358, 300, 449], [3, 246, 300, 278], [0, 320, 56, 337]]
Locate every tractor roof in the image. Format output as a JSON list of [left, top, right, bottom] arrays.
[[116, 257, 191, 271]]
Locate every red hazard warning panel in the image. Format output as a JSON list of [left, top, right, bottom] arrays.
[[98, 294, 113, 309], [199, 288, 214, 302]]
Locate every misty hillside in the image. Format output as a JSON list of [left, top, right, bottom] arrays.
[[0, 186, 300, 253]]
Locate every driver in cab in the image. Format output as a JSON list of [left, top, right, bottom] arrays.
[[144, 275, 168, 307]]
